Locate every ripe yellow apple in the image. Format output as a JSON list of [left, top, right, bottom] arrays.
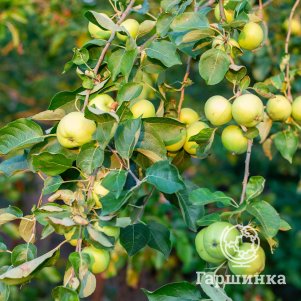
[[64, 228, 79, 246], [117, 19, 139, 41], [228, 243, 266, 276], [204, 95, 232, 126], [292, 96, 301, 121], [238, 22, 264, 50], [57, 112, 96, 148], [214, 4, 234, 23], [221, 125, 248, 154], [195, 228, 225, 264], [284, 18, 301, 36], [130, 99, 156, 118], [266, 95, 292, 121], [82, 246, 110, 274], [88, 21, 111, 40], [232, 94, 264, 127], [179, 108, 199, 125], [89, 94, 114, 112], [184, 121, 209, 155], [165, 128, 187, 152]]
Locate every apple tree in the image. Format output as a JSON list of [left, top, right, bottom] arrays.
[[0, 0, 300, 300]]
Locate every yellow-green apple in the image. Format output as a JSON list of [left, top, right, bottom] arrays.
[[266, 95, 292, 121], [238, 22, 264, 50], [179, 108, 199, 125], [130, 99, 156, 118], [82, 246, 110, 274], [292, 96, 301, 121], [221, 125, 248, 154], [117, 19, 139, 41], [89, 94, 115, 112]]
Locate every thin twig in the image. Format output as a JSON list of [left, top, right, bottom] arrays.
[[258, 0, 263, 20], [239, 139, 253, 205], [284, 0, 300, 102], [219, 0, 226, 22], [82, 0, 136, 112]]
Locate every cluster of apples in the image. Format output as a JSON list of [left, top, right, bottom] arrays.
[[195, 222, 266, 276]]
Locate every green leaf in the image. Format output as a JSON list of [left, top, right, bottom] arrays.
[[43, 176, 63, 195], [32, 152, 74, 176], [171, 12, 209, 32], [117, 82, 143, 104], [148, 221, 171, 258], [0, 282, 10, 301], [85, 225, 114, 249], [274, 130, 299, 163], [176, 189, 204, 232], [247, 200, 281, 237], [180, 28, 215, 44], [156, 13, 174, 37], [72, 48, 89, 65], [11, 244, 37, 267], [120, 223, 150, 256], [190, 188, 233, 207], [0, 119, 44, 155], [197, 213, 221, 226], [0, 247, 59, 285], [226, 65, 247, 84], [52, 286, 79, 301], [84, 11, 120, 32], [199, 49, 230, 85], [0, 206, 23, 226], [143, 282, 201, 301], [246, 176, 265, 201], [48, 87, 83, 110], [146, 41, 182, 68], [189, 128, 216, 158], [115, 118, 142, 159], [146, 161, 185, 194], [101, 170, 128, 198], [279, 219, 292, 231], [76, 143, 104, 175], [79, 270, 96, 298], [0, 154, 29, 177], [161, 0, 181, 13]]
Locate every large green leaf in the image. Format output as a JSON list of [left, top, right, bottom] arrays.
[[101, 170, 128, 198], [143, 282, 201, 301], [171, 12, 209, 32], [0, 206, 23, 226], [120, 223, 150, 256], [0, 119, 44, 155], [52, 286, 79, 301], [247, 200, 281, 237], [48, 87, 83, 110], [146, 160, 185, 194], [84, 10, 120, 32], [117, 82, 143, 103], [11, 244, 37, 267], [199, 49, 230, 85], [274, 130, 298, 163], [43, 176, 63, 195], [246, 176, 265, 201], [0, 282, 10, 301], [146, 41, 182, 68], [0, 154, 29, 176]]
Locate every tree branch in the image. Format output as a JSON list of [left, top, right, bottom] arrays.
[[284, 0, 300, 102], [239, 139, 253, 205], [219, 0, 226, 22]]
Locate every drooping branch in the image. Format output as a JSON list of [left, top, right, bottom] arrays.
[[239, 139, 253, 205], [284, 0, 300, 102]]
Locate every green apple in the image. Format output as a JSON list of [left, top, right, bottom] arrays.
[[266, 95, 292, 121], [214, 4, 234, 23], [184, 121, 209, 155], [88, 21, 111, 40], [204, 95, 232, 126], [203, 222, 241, 260], [165, 128, 187, 152], [195, 228, 225, 264], [238, 22, 264, 50], [179, 108, 199, 125], [117, 19, 140, 41], [232, 94, 264, 127], [221, 125, 248, 154], [57, 112, 96, 148], [89, 94, 115, 112], [82, 246, 110, 274], [292, 96, 301, 121], [228, 243, 266, 276], [130, 99, 156, 118]]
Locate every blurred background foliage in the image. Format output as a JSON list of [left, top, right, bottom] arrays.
[[0, 0, 301, 300]]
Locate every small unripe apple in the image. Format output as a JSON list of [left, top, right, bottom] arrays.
[[57, 112, 96, 148], [238, 22, 264, 50], [179, 108, 199, 125], [266, 95, 292, 121], [228, 243, 266, 276], [89, 94, 115, 112], [165, 128, 187, 152], [117, 19, 140, 41], [88, 22, 111, 40], [130, 99, 156, 119], [195, 228, 225, 264], [221, 125, 248, 154], [214, 4, 234, 23], [232, 94, 264, 127], [184, 121, 209, 155], [204, 95, 232, 126], [284, 18, 301, 36], [82, 246, 110, 274], [292, 96, 301, 121]]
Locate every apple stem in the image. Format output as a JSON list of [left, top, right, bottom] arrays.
[[239, 139, 253, 205]]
